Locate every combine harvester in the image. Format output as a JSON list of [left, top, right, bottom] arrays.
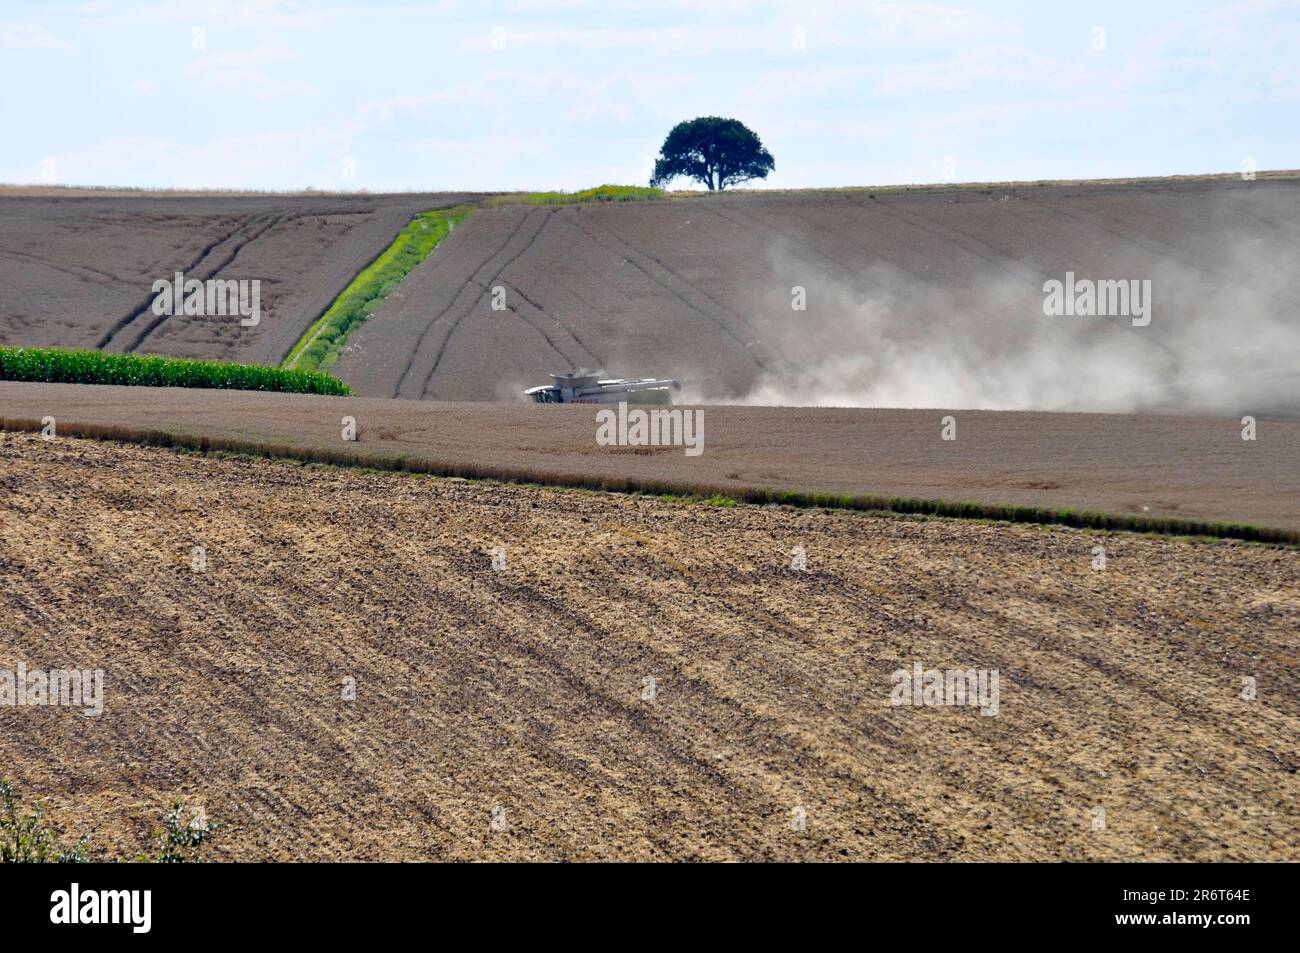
[[525, 368, 681, 405]]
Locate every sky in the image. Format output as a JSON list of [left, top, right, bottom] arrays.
[[2, 0, 1297, 192]]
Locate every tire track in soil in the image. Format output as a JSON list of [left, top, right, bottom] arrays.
[[704, 204, 868, 291], [0, 249, 128, 285], [502, 299, 585, 369], [702, 201, 946, 389], [94, 212, 269, 351], [547, 276, 625, 368], [443, 216, 602, 364], [415, 207, 558, 398], [99, 207, 379, 354], [427, 582, 759, 824], [589, 208, 775, 342], [468, 569, 943, 858], [582, 557, 1022, 854], [536, 537, 974, 836], [116, 210, 296, 353], [1221, 198, 1300, 252], [587, 515, 1298, 858], [392, 208, 536, 398], [563, 210, 779, 374], [758, 199, 1114, 368], [503, 281, 606, 370], [1036, 201, 1300, 313], [910, 565, 1293, 855]]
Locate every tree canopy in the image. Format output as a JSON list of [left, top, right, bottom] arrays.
[[650, 117, 775, 191]]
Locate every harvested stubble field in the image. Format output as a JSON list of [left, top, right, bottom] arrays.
[[0, 189, 479, 365], [1, 382, 1297, 534], [331, 175, 1300, 412], [0, 432, 1296, 860]]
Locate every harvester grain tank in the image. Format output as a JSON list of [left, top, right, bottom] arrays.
[[525, 368, 681, 404]]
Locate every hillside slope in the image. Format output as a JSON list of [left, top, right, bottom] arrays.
[[333, 177, 1300, 413], [0, 191, 478, 365]]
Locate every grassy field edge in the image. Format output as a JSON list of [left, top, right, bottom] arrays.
[[283, 206, 471, 373], [487, 184, 665, 207], [2, 416, 1292, 545]]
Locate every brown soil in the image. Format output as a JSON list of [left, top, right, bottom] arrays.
[[0, 192, 479, 365], [0, 432, 1295, 860], [6, 177, 1298, 414], [332, 177, 1300, 411], [2, 382, 1297, 533]]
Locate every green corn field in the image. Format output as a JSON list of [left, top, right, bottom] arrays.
[[0, 346, 351, 396]]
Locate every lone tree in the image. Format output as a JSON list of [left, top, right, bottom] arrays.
[[650, 117, 774, 191]]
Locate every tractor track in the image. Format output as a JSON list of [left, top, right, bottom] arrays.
[[1037, 200, 1300, 313], [93, 212, 264, 351], [1, 190, 481, 363], [501, 277, 606, 370], [0, 248, 127, 285], [392, 208, 538, 398], [415, 207, 557, 398], [877, 200, 1177, 355], [112, 207, 378, 353], [111, 210, 293, 353], [565, 210, 777, 373]]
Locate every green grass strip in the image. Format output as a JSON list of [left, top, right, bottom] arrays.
[[283, 206, 470, 374], [493, 185, 665, 206], [0, 346, 349, 395]]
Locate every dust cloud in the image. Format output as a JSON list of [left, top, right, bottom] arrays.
[[738, 207, 1300, 416]]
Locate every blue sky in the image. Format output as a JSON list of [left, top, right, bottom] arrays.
[[2, 0, 1297, 191]]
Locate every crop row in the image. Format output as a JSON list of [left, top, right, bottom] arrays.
[[0, 346, 350, 395]]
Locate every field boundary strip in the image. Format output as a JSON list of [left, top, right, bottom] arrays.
[[282, 206, 472, 373], [2, 415, 1293, 545], [486, 185, 666, 207]]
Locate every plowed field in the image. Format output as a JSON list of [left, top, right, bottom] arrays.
[[1, 432, 1295, 860], [332, 177, 1300, 413], [0, 190, 478, 365]]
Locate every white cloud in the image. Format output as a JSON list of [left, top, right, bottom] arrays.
[[182, 45, 318, 98], [866, 2, 1000, 44], [4, 0, 1295, 190], [30, 125, 355, 191], [461, 24, 789, 55], [0, 22, 75, 50], [359, 86, 476, 124]]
